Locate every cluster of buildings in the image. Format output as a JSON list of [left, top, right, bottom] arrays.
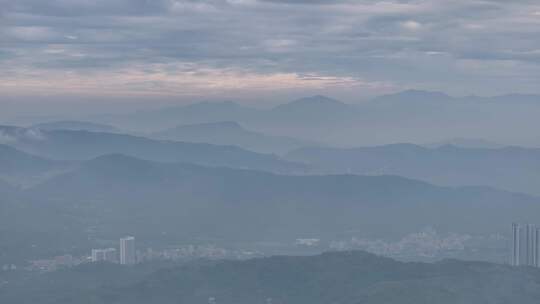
[[138, 244, 261, 262], [329, 228, 473, 259], [19, 237, 261, 273], [295, 238, 321, 247], [511, 223, 540, 267], [26, 255, 83, 272], [20, 226, 534, 273], [91, 236, 136, 265]]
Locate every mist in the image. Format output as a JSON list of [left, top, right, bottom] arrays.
[[2, 0, 540, 303]]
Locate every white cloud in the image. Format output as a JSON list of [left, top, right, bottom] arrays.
[[5, 26, 58, 41], [1, 0, 540, 97], [400, 20, 422, 31], [262, 39, 297, 52], [0, 62, 388, 96], [170, 1, 217, 13]]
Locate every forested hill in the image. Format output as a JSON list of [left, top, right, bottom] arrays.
[[3, 251, 540, 304]]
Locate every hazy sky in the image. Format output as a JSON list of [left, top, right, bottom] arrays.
[[2, 0, 540, 106]]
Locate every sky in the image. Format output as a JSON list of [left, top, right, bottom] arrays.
[[1, 0, 540, 109]]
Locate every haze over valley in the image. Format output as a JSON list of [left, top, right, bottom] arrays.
[[2, 0, 540, 302]]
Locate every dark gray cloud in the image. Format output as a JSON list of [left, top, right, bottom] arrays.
[[258, 0, 346, 4], [1, 0, 540, 98], [5, 0, 173, 16]]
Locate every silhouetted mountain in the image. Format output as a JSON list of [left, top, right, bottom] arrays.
[[0, 126, 304, 174], [238, 95, 362, 143], [267, 95, 358, 123], [464, 93, 540, 104], [94, 96, 360, 137], [32, 120, 119, 133], [426, 137, 504, 149], [0, 144, 55, 173], [26, 154, 540, 244], [371, 90, 455, 105], [272, 95, 354, 113], [286, 144, 540, 195], [80, 93, 540, 147], [0, 144, 71, 186], [3, 251, 540, 304], [0, 178, 74, 265], [152, 121, 317, 154], [371, 91, 540, 105], [96, 101, 260, 131], [349, 91, 540, 147]]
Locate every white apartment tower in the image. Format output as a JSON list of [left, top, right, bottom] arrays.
[[526, 224, 537, 266], [512, 223, 521, 266], [512, 223, 540, 267], [536, 228, 540, 267], [120, 236, 136, 265]]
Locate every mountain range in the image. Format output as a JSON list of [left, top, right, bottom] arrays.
[[0, 144, 71, 186], [2, 93, 540, 265], [152, 121, 317, 154], [0, 144, 58, 176], [80, 91, 540, 147], [93, 100, 260, 131], [267, 95, 358, 123], [370, 90, 540, 106], [0, 153, 532, 264], [287, 143, 540, 196], [31, 120, 119, 133], [425, 137, 504, 149], [0, 126, 304, 174]]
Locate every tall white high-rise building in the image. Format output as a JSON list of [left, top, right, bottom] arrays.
[[512, 223, 521, 266], [536, 228, 540, 267], [526, 224, 537, 266], [120, 236, 136, 265], [511, 223, 540, 268]]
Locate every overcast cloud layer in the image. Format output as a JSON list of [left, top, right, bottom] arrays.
[[2, 0, 540, 100]]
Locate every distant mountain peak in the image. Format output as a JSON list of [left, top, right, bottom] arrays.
[[272, 95, 353, 113], [372, 90, 454, 103], [291, 95, 344, 105], [400, 89, 452, 97], [156, 121, 246, 136], [187, 121, 244, 129], [81, 153, 158, 176], [32, 120, 118, 133], [401, 89, 446, 94], [90, 153, 141, 163], [187, 100, 244, 109], [426, 138, 504, 149]]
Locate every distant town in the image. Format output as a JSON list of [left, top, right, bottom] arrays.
[[18, 236, 265, 273], [1, 227, 518, 274]]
